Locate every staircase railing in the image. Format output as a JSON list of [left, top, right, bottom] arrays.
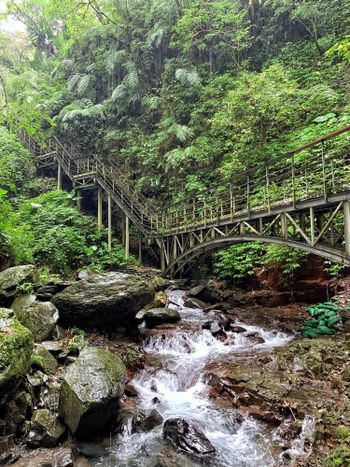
[[18, 124, 350, 238]]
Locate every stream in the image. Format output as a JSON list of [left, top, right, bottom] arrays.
[[93, 290, 300, 467]]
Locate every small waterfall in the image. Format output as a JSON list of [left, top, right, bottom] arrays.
[[279, 415, 316, 465]]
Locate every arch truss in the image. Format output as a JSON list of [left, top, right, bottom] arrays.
[[159, 197, 350, 277]]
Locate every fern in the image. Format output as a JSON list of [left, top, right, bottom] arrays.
[[105, 50, 126, 74], [67, 74, 81, 92], [142, 95, 160, 110], [175, 68, 202, 87], [150, 28, 165, 48], [76, 75, 91, 96], [169, 123, 194, 143], [125, 70, 139, 90], [112, 84, 126, 100]]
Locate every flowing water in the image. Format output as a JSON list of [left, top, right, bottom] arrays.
[[93, 290, 295, 467]]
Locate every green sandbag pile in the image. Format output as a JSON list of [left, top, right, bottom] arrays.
[[302, 301, 342, 337]]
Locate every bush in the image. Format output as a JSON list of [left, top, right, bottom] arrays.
[[214, 242, 308, 283], [214, 242, 264, 283]]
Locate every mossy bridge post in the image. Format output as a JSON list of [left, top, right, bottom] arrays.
[[18, 125, 350, 277]]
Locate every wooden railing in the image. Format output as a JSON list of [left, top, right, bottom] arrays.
[[18, 125, 350, 238]]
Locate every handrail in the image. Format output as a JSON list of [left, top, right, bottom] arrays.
[[17, 124, 350, 238]]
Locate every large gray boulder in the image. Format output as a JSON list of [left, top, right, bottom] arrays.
[[59, 347, 127, 439], [12, 295, 59, 342], [0, 265, 36, 307], [52, 272, 154, 330], [0, 308, 34, 403]]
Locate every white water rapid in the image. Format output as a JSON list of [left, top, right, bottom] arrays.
[[93, 289, 293, 467]]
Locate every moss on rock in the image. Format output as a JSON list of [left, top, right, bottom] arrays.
[[59, 346, 127, 439], [0, 308, 34, 402]]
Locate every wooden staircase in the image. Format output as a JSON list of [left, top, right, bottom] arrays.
[[18, 129, 158, 236]]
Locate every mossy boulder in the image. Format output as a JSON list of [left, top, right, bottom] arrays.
[[52, 272, 154, 331], [32, 344, 58, 374], [59, 347, 127, 439], [0, 265, 36, 307], [27, 409, 66, 448], [0, 308, 34, 403], [12, 295, 59, 342], [136, 307, 181, 327]]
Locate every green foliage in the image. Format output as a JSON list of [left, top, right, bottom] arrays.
[[324, 446, 350, 467], [0, 127, 35, 195], [31, 354, 44, 368], [214, 243, 308, 282], [264, 245, 308, 277], [67, 327, 86, 354], [2, 0, 350, 282], [17, 282, 34, 295], [214, 243, 264, 283]]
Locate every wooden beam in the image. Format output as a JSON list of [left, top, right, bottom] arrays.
[[57, 164, 62, 191], [97, 187, 103, 229], [125, 215, 129, 259], [107, 195, 112, 251], [344, 200, 350, 257]]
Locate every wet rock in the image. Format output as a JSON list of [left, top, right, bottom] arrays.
[[151, 276, 167, 291], [10, 446, 74, 467], [27, 371, 47, 389], [32, 344, 59, 374], [137, 291, 168, 319], [163, 418, 215, 457], [202, 320, 224, 337], [138, 308, 181, 327], [2, 390, 32, 436], [59, 347, 127, 439], [40, 341, 63, 356], [12, 295, 59, 342], [231, 325, 247, 333], [0, 265, 36, 307], [77, 441, 107, 458], [52, 272, 154, 331], [27, 409, 66, 448], [125, 383, 139, 397], [245, 332, 265, 345], [52, 447, 74, 467], [183, 297, 207, 309], [188, 284, 221, 304], [131, 409, 163, 433], [0, 308, 34, 403]]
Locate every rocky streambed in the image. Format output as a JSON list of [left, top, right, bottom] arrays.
[[0, 265, 349, 466]]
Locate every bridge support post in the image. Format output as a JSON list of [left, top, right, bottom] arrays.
[[97, 187, 103, 229], [125, 215, 129, 259], [77, 189, 82, 211], [344, 200, 350, 257], [57, 164, 62, 191], [310, 207, 315, 246], [138, 234, 142, 263], [107, 195, 112, 251], [281, 213, 288, 239], [160, 244, 165, 272]]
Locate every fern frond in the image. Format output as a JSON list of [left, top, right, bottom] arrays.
[[169, 123, 194, 143], [105, 50, 126, 74], [125, 70, 139, 90], [67, 74, 81, 92], [175, 68, 202, 88], [77, 75, 91, 96], [112, 84, 126, 100]]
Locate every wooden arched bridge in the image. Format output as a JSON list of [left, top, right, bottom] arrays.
[[18, 125, 350, 277]]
